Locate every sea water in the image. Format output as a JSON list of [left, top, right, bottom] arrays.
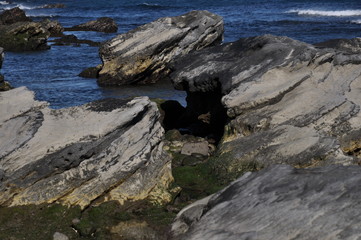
[[1, 0, 361, 108]]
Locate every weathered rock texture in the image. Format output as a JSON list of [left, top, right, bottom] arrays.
[[0, 7, 31, 25], [98, 10, 223, 86], [0, 87, 174, 208], [40, 19, 64, 37], [315, 37, 361, 53], [0, 47, 10, 91], [66, 17, 118, 33], [172, 164, 361, 239], [0, 22, 50, 51], [171, 34, 361, 181]]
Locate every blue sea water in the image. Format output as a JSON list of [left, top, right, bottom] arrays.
[[1, 0, 361, 108]]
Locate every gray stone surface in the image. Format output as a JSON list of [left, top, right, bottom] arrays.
[[170, 34, 361, 180], [181, 141, 209, 156], [53, 232, 69, 240], [98, 10, 223, 86], [172, 165, 361, 240], [0, 87, 173, 208]]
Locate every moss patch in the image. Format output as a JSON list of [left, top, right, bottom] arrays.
[[0, 204, 81, 240], [172, 157, 224, 200]]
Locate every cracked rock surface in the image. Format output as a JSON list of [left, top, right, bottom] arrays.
[[98, 10, 223, 86], [0, 87, 173, 208], [171, 34, 361, 181]]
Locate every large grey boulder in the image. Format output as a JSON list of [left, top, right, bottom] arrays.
[[98, 10, 223, 86], [172, 164, 361, 240], [170, 34, 361, 181], [0, 87, 174, 208]]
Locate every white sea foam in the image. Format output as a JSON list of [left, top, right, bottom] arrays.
[[3, 4, 39, 10], [287, 9, 361, 17], [0, 1, 10, 5], [351, 19, 361, 24]]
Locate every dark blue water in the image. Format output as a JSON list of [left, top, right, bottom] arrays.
[[1, 0, 361, 108]]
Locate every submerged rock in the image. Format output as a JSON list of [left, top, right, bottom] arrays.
[[0, 22, 50, 51], [49, 34, 100, 47], [0, 48, 10, 91], [172, 164, 361, 239], [171, 34, 361, 181], [98, 10, 223, 86], [0, 87, 174, 208], [42, 3, 66, 9], [66, 17, 118, 33], [0, 7, 31, 25]]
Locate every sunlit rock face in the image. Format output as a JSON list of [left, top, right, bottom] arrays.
[[0, 87, 174, 208]]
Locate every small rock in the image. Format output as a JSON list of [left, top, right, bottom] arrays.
[[181, 141, 209, 156], [66, 17, 117, 33], [42, 3, 66, 9], [71, 218, 80, 224], [53, 232, 68, 240], [49, 34, 99, 47], [78, 65, 102, 78]]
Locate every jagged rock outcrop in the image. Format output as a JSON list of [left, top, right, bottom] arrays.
[[0, 7, 31, 25], [66, 17, 118, 33], [0, 22, 50, 51], [40, 19, 64, 37], [0, 87, 174, 208], [172, 164, 361, 239], [98, 10, 224, 86], [171, 34, 361, 181]]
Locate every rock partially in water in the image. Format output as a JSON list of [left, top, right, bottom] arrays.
[[172, 164, 361, 239], [0, 75, 11, 91], [78, 65, 102, 78], [66, 17, 118, 33], [0, 22, 50, 51], [171, 34, 361, 181], [0, 87, 174, 208], [0, 7, 31, 25], [49, 34, 100, 47], [42, 3, 66, 9], [98, 10, 223, 86]]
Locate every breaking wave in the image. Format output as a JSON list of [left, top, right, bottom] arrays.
[[287, 9, 361, 17]]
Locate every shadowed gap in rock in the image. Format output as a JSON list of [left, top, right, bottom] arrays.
[[161, 83, 227, 143]]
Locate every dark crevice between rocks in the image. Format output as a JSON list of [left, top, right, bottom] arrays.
[[161, 82, 228, 143]]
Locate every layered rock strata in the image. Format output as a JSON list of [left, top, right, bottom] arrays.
[[171, 34, 361, 181], [66, 17, 118, 33], [98, 10, 224, 86], [172, 164, 361, 239], [0, 87, 174, 208]]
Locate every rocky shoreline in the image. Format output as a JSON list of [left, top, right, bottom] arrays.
[[2, 6, 361, 240]]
